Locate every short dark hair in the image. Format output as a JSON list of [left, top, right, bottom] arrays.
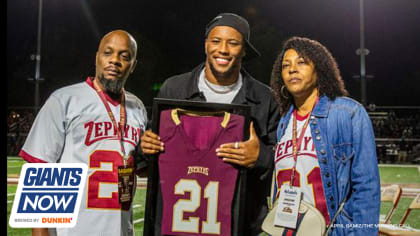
[[270, 36, 348, 115]]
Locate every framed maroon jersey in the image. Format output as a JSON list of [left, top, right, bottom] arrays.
[[144, 99, 251, 236], [159, 109, 243, 235]]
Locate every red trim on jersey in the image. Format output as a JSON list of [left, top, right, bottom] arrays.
[[294, 97, 319, 121], [19, 150, 48, 163], [294, 111, 310, 121], [86, 77, 121, 106]]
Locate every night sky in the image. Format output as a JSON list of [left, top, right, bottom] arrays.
[[7, 0, 420, 109]]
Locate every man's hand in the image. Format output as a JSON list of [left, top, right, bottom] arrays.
[[216, 122, 260, 168], [140, 130, 164, 154]]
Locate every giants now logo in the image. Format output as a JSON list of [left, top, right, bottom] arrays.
[[84, 121, 143, 147], [9, 163, 87, 228]]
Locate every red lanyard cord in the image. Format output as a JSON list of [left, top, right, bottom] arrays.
[[93, 81, 127, 165], [290, 99, 318, 186]]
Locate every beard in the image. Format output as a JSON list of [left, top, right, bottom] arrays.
[[98, 74, 123, 99], [208, 60, 237, 80]]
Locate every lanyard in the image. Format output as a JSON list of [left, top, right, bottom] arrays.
[[93, 81, 127, 166], [290, 99, 318, 186]]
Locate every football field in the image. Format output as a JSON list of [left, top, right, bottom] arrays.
[[7, 156, 420, 235]]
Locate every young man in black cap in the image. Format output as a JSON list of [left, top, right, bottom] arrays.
[[141, 13, 280, 235]]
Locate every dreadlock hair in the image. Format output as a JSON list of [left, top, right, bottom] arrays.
[[270, 36, 348, 116]]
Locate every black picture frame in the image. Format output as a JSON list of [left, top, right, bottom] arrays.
[[144, 98, 251, 236]]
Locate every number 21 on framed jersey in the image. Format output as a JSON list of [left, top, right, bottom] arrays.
[[158, 109, 244, 235]]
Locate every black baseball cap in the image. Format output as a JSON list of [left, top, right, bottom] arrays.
[[205, 13, 261, 61]]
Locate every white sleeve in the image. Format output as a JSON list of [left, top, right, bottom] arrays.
[[20, 94, 66, 163]]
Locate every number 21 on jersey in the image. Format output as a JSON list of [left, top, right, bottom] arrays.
[[276, 166, 329, 222], [87, 150, 123, 209], [173, 179, 221, 234]]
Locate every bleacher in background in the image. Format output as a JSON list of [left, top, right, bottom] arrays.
[[7, 106, 420, 164], [7, 108, 35, 156], [368, 106, 420, 164]]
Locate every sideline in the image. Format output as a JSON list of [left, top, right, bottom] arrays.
[[378, 164, 420, 168]]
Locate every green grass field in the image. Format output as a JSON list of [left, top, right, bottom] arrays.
[[7, 157, 420, 235], [380, 197, 420, 229], [379, 166, 420, 184], [378, 166, 420, 230]]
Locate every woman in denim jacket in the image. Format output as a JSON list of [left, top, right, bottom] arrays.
[[269, 37, 380, 235]]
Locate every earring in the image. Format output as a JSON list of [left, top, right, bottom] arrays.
[[280, 85, 289, 99]]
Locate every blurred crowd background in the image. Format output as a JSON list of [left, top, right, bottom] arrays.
[[7, 107, 420, 164]]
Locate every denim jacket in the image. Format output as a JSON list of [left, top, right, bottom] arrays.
[[276, 96, 380, 235]]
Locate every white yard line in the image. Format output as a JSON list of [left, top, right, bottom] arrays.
[[133, 218, 144, 224], [381, 186, 420, 197], [378, 164, 420, 168], [403, 188, 420, 192], [400, 188, 420, 197], [7, 178, 20, 184]]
